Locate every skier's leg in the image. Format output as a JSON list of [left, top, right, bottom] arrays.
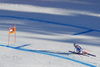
[[83, 51, 87, 54]]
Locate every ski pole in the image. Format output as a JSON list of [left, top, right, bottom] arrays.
[[83, 48, 92, 52]]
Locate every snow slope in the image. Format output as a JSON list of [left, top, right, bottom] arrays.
[[0, 0, 100, 67]]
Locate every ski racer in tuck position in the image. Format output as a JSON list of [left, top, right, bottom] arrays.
[[69, 43, 96, 57], [73, 43, 87, 54]]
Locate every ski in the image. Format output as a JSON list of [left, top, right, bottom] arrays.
[[87, 53, 96, 57], [69, 51, 96, 57]]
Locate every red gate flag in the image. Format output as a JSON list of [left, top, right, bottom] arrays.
[[8, 24, 16, 46], [9, 27, 16, 34]]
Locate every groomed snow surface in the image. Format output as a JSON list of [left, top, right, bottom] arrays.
[[0, 0, 100, 67]]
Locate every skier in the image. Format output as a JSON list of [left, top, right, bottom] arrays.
[[73, 43, 87, 54]]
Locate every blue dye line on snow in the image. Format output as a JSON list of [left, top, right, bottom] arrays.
[[0, 15, 100, 35], [0, 44, 96, 67], [16, 44, 31, 48], [73, 30, 94, 35]]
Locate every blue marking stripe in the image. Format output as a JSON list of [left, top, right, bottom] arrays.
[[73, 30, 94, 35], [0, 44, 96, 67], [0, 15, 100, 34], [0, 15, 100, 36]]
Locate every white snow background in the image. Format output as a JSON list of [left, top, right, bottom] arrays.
[[0, 0, 100, 67]]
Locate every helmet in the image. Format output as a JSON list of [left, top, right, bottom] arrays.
[[73, 43, 78, 47]]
